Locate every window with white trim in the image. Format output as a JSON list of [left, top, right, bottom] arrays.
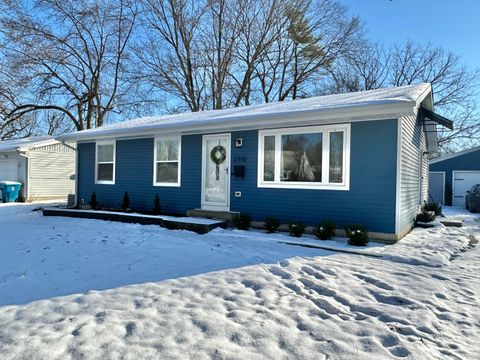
[[258, 124, 350, 190], [96, 141, 116, 184], [154, 136, 181, 186]]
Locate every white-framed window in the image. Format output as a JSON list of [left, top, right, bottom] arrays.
[[258, 124, 350, 190], [154, 136, 181, 186], [95, 141, 116, 184]]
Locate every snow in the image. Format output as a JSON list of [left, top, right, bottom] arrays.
[[58, 83, 431, 141], [0, 135, 57, 152], [46, 207, 225, 225], [0, 180, 22, 186], [0, 203, 479, 359]]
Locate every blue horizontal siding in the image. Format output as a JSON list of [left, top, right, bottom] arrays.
[[230, 120, 397, 233], [77, 119, 398, 234], [77, 136, 201, 213], [429, 149, 480, 205]]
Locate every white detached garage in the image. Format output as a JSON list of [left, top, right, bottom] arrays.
[[0, 136, 76, 201]]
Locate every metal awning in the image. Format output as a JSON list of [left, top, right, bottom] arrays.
[[420, 107, 454, 130]]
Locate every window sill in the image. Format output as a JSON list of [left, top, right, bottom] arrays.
[[95, 180, 115, 185], [257, 182, 350, 191], [153, 182, 181, 187]]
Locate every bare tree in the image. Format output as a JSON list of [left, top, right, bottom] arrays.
[[137, 0, 361, 110], [255, 0, 361, 102], [0, 0, 139, 131], [138, 0, 208, 112], [327, 43, 390, 93]]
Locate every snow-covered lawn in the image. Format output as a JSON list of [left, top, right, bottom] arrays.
[[0, 203, 479, 359]]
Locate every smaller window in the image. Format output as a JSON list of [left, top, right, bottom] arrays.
[[96, 141, 115, 184], [154, 136, 181, 186]]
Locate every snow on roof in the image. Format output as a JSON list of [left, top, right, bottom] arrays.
[[430, 145, 480, 164], [59, 83, 432, 141], [0, 136, 58, 153]]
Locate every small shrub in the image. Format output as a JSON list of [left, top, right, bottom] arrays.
[[264, 217, 280, 233], [90, 192, 98, 210], [314, 219, 336, 240], [288, 221, 305, 237], [233, 213, 251, 230], [416, 210, 435, 223], [153, 193, 161, 214], [121, 191, 130, 212], [345, 224, 369, 246], [423, 202, 442, 216]]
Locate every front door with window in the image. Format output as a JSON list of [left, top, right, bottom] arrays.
[[202, 134, 231, 211]]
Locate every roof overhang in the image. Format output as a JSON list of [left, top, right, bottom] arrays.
[[59, 101, 420, 142]]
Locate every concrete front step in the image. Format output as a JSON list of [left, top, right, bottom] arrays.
[[186, 209, 239, 222]]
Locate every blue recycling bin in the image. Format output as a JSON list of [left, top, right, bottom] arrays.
[[0, 181, 22, 203]]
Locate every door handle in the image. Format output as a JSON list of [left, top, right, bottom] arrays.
[[225, 166, 229, 175]]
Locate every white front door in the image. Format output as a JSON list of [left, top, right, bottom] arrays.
[[453, 171, 480, 206], [201, 133, 231, 211]]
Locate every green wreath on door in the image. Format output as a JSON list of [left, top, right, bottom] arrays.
[[211, 145, 226, 180]]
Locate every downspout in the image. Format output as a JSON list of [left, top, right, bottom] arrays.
[[62, 140, 78, 208], [16, 149, 29, 201]]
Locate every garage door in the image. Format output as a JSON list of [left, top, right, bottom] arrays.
[[0, 160, 18, 182], [453, 171, 480, 206], [0, 160, 19, 200]]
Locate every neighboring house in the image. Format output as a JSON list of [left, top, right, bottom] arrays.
[[0, 136, 76, 201], [58, 83, 452, 241], [429, 146, 480, 206]]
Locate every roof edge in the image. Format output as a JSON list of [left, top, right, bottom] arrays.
[[58, 101, 417, 142], [430, 145, 480, 164]]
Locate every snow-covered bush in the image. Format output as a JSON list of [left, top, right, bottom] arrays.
[[416, 210, 435, 223], [288, 221, 305, 237], [345, 224, 369, 246], [264, 217, 280, 233], [423, 202, 442, 216], [121, 192, 130, 212], [90, 192, 98, 210], [233, 213, 251, 230], [153, 193, 161, 214], [314, 219, 336, 240]]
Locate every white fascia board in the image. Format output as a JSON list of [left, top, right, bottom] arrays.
[[61, 102, 417, 143]]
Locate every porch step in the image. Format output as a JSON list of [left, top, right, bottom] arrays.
[[43, 207, 228, 234], [186, 209, 239, 223]]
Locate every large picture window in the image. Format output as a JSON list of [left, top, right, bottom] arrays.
[[95, 141, 115, 184], [258, 124, 350, 190], [154, 136, 181, 186]]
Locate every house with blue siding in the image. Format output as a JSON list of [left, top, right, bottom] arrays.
[[429, 146, 480, 206], [58, 83, 452, 241]]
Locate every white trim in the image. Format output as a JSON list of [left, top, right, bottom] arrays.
[[428, 171, 445, 205], [257, 124, 350, 191], [153, 135, 182, 187], [429, 145, 480, 164], [201, 133, 231, 211], [395, 118, 402, 235], [95, 141, 116, 185]]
